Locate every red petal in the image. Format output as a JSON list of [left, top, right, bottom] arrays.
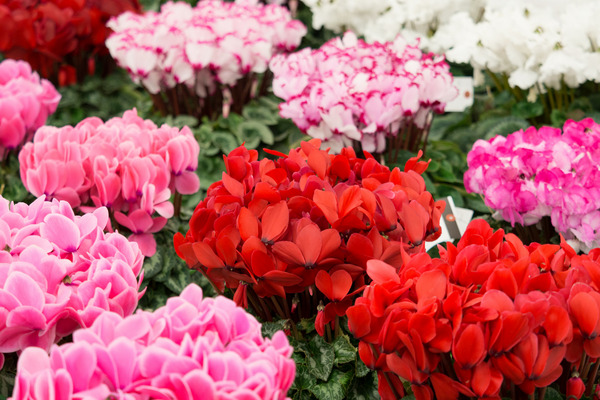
[[330, 270, 353, 301], [272, 241, 306, 265], [261, 201, 289, 242], [347, 304, 371, 338], [366, 259, 400, 285], [238, 207, 259, 241], [313, 190, 338, 225], [315, 270, 333, 301], [251, 250, 275, 277], [338, 186, 362, 218], [297, 224, 322, 266], [192, 242, 225, 269], [221, 172, 245, 198], [415, 269, 447, 305], [453, 324, 485, 368], [570, 291, 600, 337], [262, 270, 303, 285]]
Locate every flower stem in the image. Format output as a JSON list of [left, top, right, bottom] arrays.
[[586, 360, 600, 396], [174, 192, 182, 218]]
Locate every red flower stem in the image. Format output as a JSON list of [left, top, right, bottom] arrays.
[[246, 288, 267, 321], [440, 353, 458, 382], [257, 296, 274, 321], [334, 315, 341, 339], [169, 88, 180, 116], [537, 387, 546, 400], [325, 322, 333, 343], [580, 353, 589, 375], [173, 192, 182, 218], [585, 360, 600, 396], [270, 296, 287, 320]]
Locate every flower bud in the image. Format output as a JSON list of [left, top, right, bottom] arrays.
[[567, 376, 585, 399]]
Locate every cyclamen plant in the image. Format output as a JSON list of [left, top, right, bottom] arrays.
[[348, 219, 600, 400], [0, 0, 142, 86], [0, 60, 60, 160], [175, 139, 444, 340], [270, 32, 457, 159], [0, 195, 144, 370], [10, 283, 295, 400], [464, 118, 600, 252], [106, 0, 306, 119], [19, 109, 200, 256]]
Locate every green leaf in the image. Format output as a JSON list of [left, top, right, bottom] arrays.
[[310, 369, 354, 400], [236, 120, 275, 146], [347, 370, 379, 400], [550, 109, 568, 127], [430, 160, 457, 183], [485, 116, 530, 139], [164, 114, 199, 129], [306, 335, 335, 381], [142, 249, 164, 280], [211, 131, 240, 154], [511, 101, 544, 119], [164, 268, 190, 294], [298, 317, 317, 335], [333, 335, 356, 366], [262, 320, 287, 339], [152, 252, 174, 283], [242, 106, 279, 125], [544, 387, 563, 400], [355, 358, 371, 378], [291, 361, 318, 398]]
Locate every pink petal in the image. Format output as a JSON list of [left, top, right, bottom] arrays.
[[40, 214, 80, 252]]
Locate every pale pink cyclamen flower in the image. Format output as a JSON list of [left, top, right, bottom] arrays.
[[19, 109, 200, 256], [270, 31, 457, 154], [0, 59, 60, 157], [106, 0, 306, 98], [0, 195, 144, 370], [465, 118, 600, 252], [11, 284, 295, 400]]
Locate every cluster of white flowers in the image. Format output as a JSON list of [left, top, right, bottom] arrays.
[[302, 0, 600, 90]]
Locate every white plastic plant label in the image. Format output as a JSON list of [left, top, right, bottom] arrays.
[[445, 77, 474, 112]]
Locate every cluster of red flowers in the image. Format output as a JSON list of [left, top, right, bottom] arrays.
[[0, 0, 141, 85], [175, 140, 444, 331], [347, 219, 600, 400]]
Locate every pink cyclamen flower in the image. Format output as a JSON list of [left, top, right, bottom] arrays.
[[0, 59, 60, 156], [465, 118, 600, 251], [270, 31, 457, 154], [19, 109, 200, 256], [11, 284, 295, 400], [0, 195, 144, 369]]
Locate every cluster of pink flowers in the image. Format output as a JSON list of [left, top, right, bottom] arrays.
[[11, 284, 295, 400], [0, 60, 60, 157], [465, 118, 600, 251], [270, 32, 457, 154], [0, 195, 143, 369], [18, 109, 200, 256], [106, 0, 306, 95]]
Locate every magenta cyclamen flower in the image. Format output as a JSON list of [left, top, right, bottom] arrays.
[[11, 284, 295, 400], [18, 109, 200, 256], [465, 118, 600, 251], [270, 31, 457, 153], [0, 195, 143, 369], [106, 0, 306, 95], [0, 59, 60, 157]]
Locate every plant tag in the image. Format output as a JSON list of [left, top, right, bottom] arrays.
[[445, 77, 474, 112], [425, 196, 474, 251]]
